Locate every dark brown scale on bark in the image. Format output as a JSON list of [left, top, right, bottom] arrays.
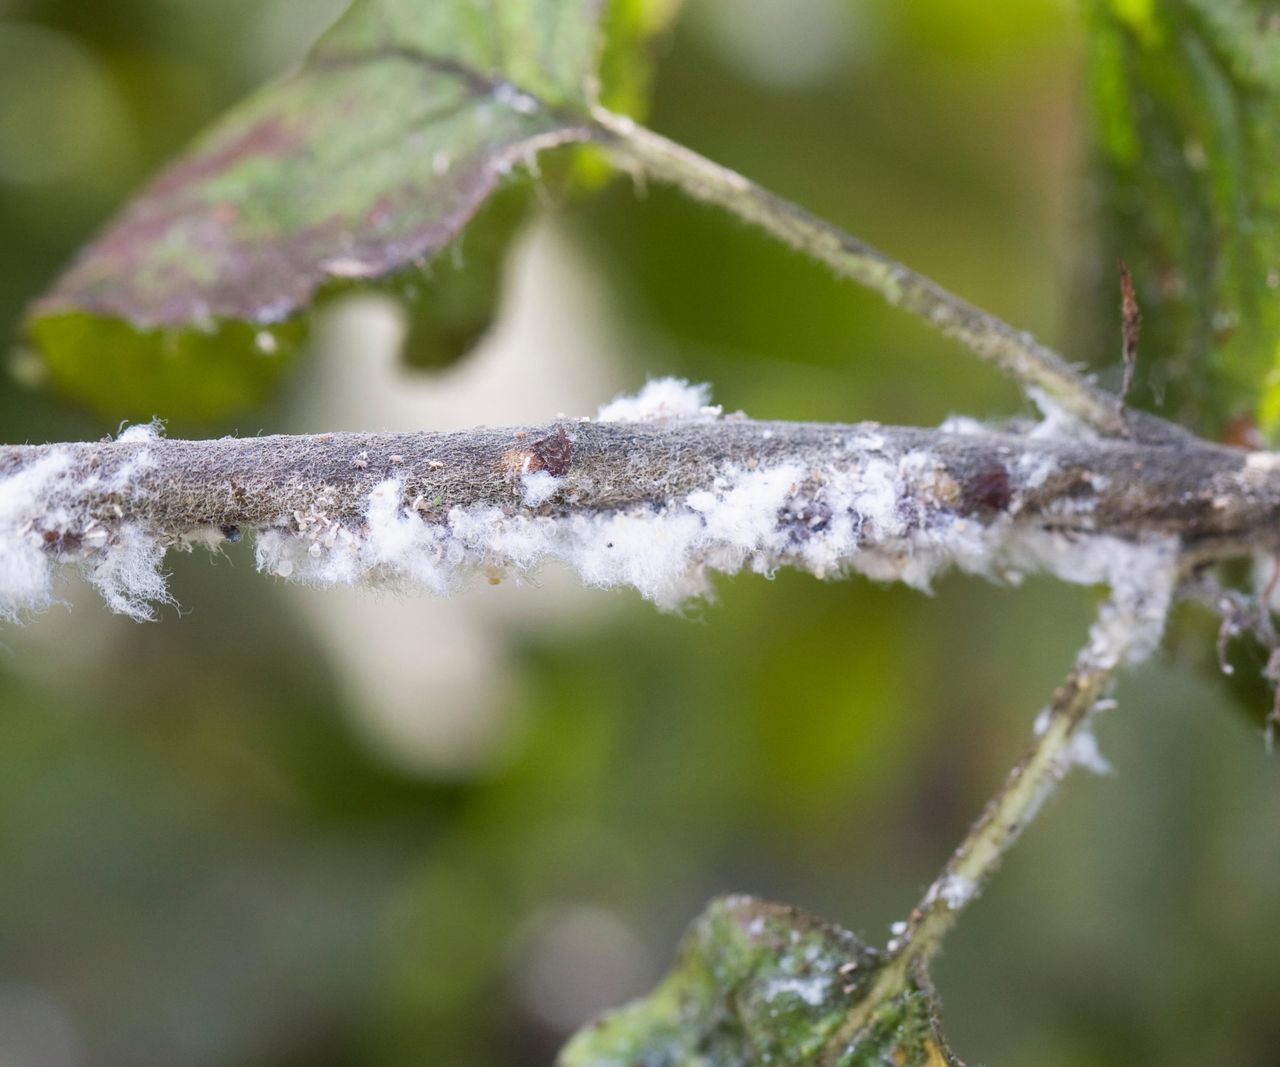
[[40, 529, 82, 553], [530, 426, 573, 477], [1062, 475, 1098, 499], [961, 465, 1012, 515]]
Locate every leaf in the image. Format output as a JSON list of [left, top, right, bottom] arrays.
[[388, 0, 684, 372], [1086, 0, 1280, 439], [25, 0, 607, 420], [558, 896, 962, 1067], [392, 179, 535, 371], [28, 313, 308, 425], [597, 0, 685, 117]]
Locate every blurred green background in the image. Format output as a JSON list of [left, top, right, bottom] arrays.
[[2, 1, 1279, 1065]]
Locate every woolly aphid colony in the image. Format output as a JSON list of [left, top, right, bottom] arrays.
[[0, 421, 171, 620], [0, 379, 1178, 676]]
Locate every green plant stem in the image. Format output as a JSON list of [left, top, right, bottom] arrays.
[[594, 107, 1128, 437], [820, 592, 1137, 1059]]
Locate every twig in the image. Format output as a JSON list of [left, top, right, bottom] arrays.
[[593, 109, 1175, 441], [0, 416, 1273, 621], [822, 585, 1171, 1059]]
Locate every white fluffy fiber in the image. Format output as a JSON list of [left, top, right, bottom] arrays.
[[0, 423, 170, 621], [0, 450, 76, 619], [0, 385, 1180, 634], [595, 377, 721, 422], [257, 398, 1178, 633], [256, 461, 808, 610]]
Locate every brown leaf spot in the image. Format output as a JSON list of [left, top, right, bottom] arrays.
[[150, 116, 298, 200]]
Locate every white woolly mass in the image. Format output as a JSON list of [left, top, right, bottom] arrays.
[[1078, 537, 1178, 668], [937, 414, 987, 436], [0, 451, 73, 619], [595, 377, 720, 422], [0, 433, 170, 621], [1016, 450, 1057, 490], [252, 431, 1179, 630], [256, 466, 809, 610], [924, 873, 977, 911], [116, 419, 164, 444], [1062, 727, 1113, 776], [520, 470, 562, 507], [1028, 388, 1098, 441], [0, 383, 1182, 634]]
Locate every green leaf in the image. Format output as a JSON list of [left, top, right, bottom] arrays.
[[27, 313, 307, 425], [1086, 0, 1280, 439], [558, 896, 962, 1067], [385, 0, 683, 373], [25, 0, 608, 421], [562, 0, 684, 192], [597, 0, 684, 117]]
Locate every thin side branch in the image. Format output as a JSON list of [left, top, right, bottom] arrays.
[[822, 587, 1169, 1058], [593, 110, 1186, 443]]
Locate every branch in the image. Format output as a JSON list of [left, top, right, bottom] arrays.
[[593, 110, 1188, 443], [0, 383, 1273, 621], [821, 584, 1171, 1058]]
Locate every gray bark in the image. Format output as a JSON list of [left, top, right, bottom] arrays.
[[1, 419, 1272, 553]]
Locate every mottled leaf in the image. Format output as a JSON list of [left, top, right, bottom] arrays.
[[1086, 0, 1280, 438], [392, 0, 684, 373], [26, 0, 607, 420], [558, 896, 961, 1067]]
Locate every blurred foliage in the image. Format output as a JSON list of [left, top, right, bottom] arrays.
[[1083, 0, 1280, 439], [1, 3, 1279, 1067], [598, 0, 685, 116]]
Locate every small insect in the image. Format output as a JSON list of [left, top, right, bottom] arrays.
[[962, 465, 1012, 514]]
